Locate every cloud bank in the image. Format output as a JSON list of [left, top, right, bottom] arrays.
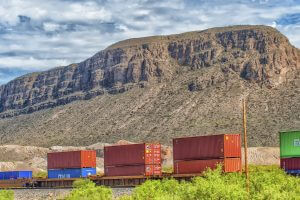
[[0, 0, 299, 84]]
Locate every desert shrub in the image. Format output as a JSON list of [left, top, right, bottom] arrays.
[[186, 167, 247, 200], [120, 165, 300, 200], [129, 179, 183, 200], [249, 165, 300, 200], [0, 190, 14, 200], [65, 179, 112, 200]]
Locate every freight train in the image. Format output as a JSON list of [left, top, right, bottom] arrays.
[[0, 131, 299, 189]]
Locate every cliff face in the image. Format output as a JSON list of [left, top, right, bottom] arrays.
[[0, 25, 299, 118], [0, 25, 299, 147]]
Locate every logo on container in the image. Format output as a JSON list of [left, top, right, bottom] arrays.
[[146, 166, 151, 172], [294, 139, 300, 147]]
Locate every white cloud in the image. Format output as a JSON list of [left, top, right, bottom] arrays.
[[0, 56, 70, 70], [0, 0, 299, 84], [43, 22, 60, 32]]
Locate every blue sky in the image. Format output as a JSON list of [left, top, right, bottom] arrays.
[[0, 0, 299, 84]]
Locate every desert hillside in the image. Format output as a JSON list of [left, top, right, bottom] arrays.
[[0, 25, 299, 147]]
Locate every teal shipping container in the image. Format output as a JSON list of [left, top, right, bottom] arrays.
[[280, 131, 300, 158]]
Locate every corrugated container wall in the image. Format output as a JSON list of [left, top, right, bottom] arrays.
[[47, 150, 96, 169], [105, 165, 162, 177], [280, 131, 300, 158], [174, 158, 241, 174], [104, 143, 161, 166], [0, 171, 32, 180], [173, 134, 241, 161], [280, 157, 300, 170], [48, 168, 96, 179]]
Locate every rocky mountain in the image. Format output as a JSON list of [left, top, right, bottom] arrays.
[[0, 25, 299, 147]]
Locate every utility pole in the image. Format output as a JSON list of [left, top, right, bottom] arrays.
[[243, 98, 250, 193]]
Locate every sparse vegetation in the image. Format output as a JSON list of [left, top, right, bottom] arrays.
[[64, 179, 112, 200]]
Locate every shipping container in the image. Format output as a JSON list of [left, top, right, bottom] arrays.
[[280, 157, 300, 170], [280, 131, 300, 158], [0, 171, 32, 180], [47, 150, 96, 169], [104, 143, 161, 166], [174, 158, 241, 174], [173, 134, 241, 161], [105, 164, 162, 177], [48, 168, 96, 179]]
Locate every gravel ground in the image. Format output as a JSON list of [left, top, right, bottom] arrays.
[[13, 187, 133, 200], [13, 188, 71, 200], [112, 187, 134, 198]]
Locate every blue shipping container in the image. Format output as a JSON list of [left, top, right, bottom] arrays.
[[0, 171, 32, 180], [285, 169, 300, 175], [48, 168, 96, 179]]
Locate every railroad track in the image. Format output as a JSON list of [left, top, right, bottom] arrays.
[[0, 173, 200, 189]]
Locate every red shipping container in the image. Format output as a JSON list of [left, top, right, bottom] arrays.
[[104, 165, 162, 177], [47, 150, 96, 169], [173, 134, 241, 160], [280, 158, 300, 170], [174, 158, 241, 174], [104, 143, 161, 166]]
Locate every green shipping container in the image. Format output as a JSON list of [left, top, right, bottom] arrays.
[[280, 131, 300, 158]]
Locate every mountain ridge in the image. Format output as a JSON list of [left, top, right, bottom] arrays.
[[0, 25, 299, 147]]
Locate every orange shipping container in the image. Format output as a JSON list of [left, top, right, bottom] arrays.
[[47, 150, 96, 169], [104, 143, 161, 166], [173, 134, 241, 160], [174, 158, 241, 174], [105, 164, 162, 177]]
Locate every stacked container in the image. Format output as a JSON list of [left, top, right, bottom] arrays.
[[280, 131, 300, 175], [47, 150, 96, 179], [173, 134, 242, 174], [104, 143, 162, 176]]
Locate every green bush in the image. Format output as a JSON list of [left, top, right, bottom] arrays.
[[249, 165, 300, 199], [65, 179, 112, 200], [0, 190, 14, 200], [119, 165, 300, 200]]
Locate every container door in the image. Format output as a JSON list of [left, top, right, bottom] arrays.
[[145, 144, 153, 165], [223, 134, 241, 158]]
